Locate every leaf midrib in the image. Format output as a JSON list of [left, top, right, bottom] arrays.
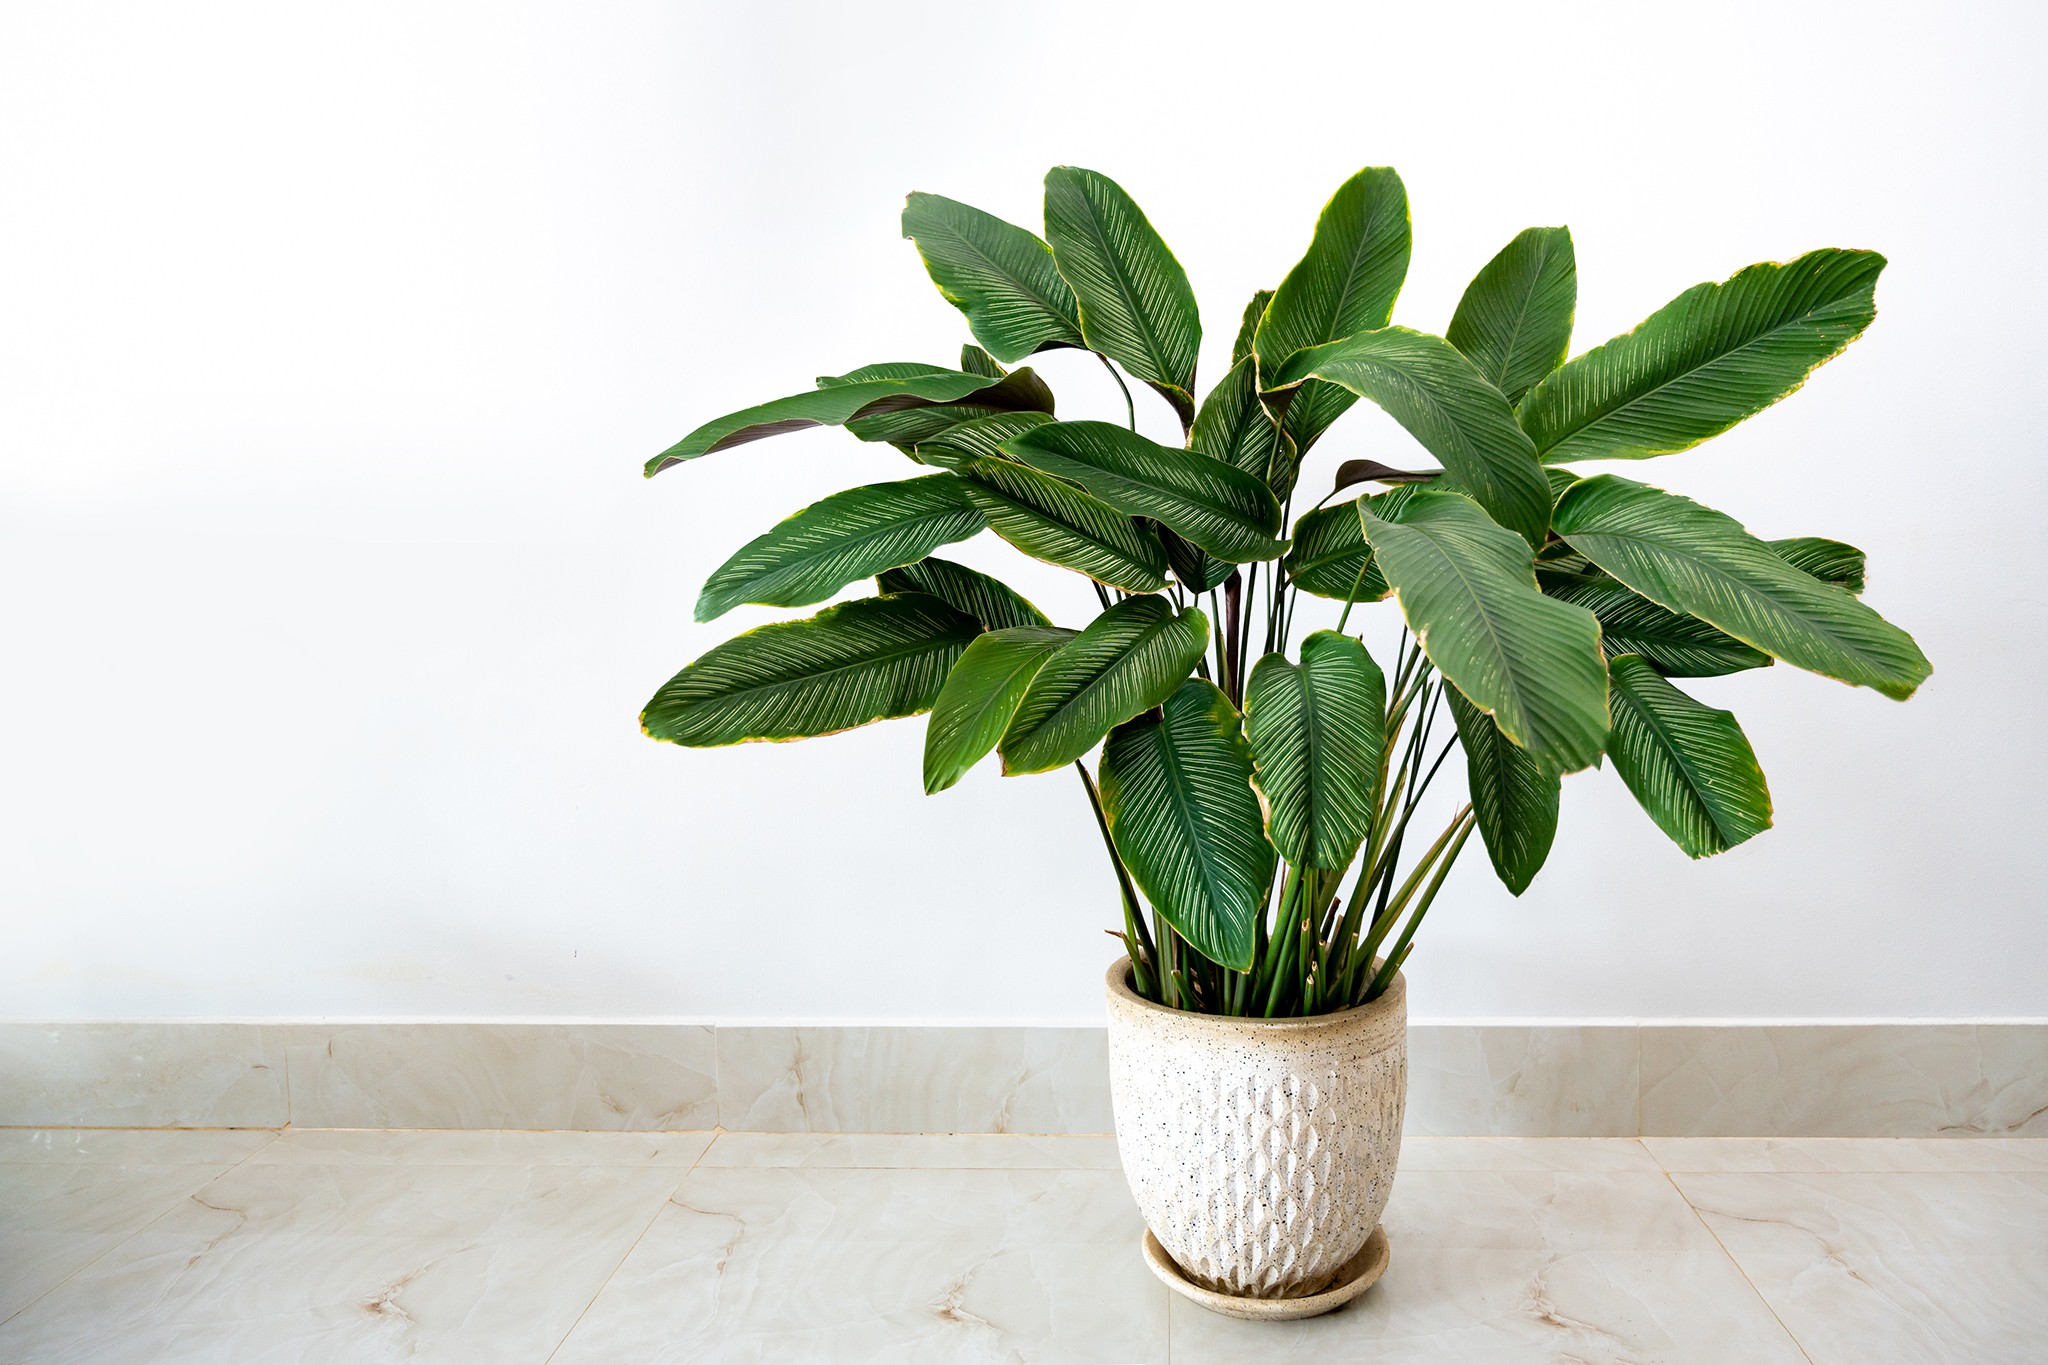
[[1562, 525, 1898, 676], [1537, 275, 1865, 453], [1064, 180, 1176, 385], [689, 622, 972, 709], [1611, 672, 1725, 844]]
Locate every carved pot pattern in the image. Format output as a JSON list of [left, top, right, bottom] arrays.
[[1104, 957, 1407, 1300]]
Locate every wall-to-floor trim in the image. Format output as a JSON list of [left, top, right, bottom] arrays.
[[3, 1022, 2043, 1137]]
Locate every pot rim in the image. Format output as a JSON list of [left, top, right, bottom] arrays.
[[1104, 955, 1404, 1031]]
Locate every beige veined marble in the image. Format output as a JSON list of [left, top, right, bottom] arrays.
[[1104, 957, 1407, 1305]]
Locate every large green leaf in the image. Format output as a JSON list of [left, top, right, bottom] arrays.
[[648, 371, 1005, 474], [1042, 167, 1201, 425], [901, 192, 1086, 364], [910, 411, 1054, 471], [1544, 575, 1770, 677], [1362, 492, 1609, 773], [1000, 596, 1209, 774], [1254, 167, 1411, 455], [1518, 249, 1885, 462], [1272, 328, 1553, 548], [959, 344, 1007, 379], [1768, 536, 1866, 594], [1446, 227, 1576, 406], [1445, 686, 1558, 896], [1280, 484, 1429, 601], [953, 454, 1169, 591], [1244, 631, 1386, 869], [1552, 476, 1929, 699], [1100, 679, 1273, 970], [923, 626, 1076, 793], [1606, 654, 1772, 857], [696, 476, 985, 622], [1002, 420, 1285, 563], [643, 593, 982, 746], [1193, 355, 1289, 491], [877, 555, 1050, 630], [842, 367, 1055, 446]]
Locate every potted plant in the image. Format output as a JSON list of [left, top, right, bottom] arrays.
[[637, 165, 1929, 1318]]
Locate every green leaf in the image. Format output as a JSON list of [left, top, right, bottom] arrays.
[[1272, 327, 1553, 548], [648, 372, 1007, 474], [816, 361, 956, 386], [1362, 491, 1609, 772], [1445, 686, 1559, 896], [1281, 484, 1428, 601], [1193, 355, 1289, 491], [1446, 226, 1576, 406], [1519, 249, 1885, 462], [1042, 167, 1201, 425], [1606, 654, 1773, 857], [901, 192, 1085, 363], [910, 411, 1055, 471], [877, 555, 1050, 630], [959, 344, 1007, 379], [1544, 575, 1770, 677], [1000, 595, 1209, 774], [1244, 631, 1386, 869], [842, 367, 1054, 445], [1159, 526, 1233, 594], [923, 626, 1076, 793], [1002, 420, 1285, 563], [643, 593, 982, 747], [1552, 475, 1929, 699], [1768, 536, 1866, 595], [697, 476, 986, 622], [1100, 679, 1273, 970], [953, 454, 1169, 592], [1254, 167, 1411, 456], [1232, 289, 1273, 366]]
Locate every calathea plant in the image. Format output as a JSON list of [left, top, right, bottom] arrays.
[[640, 165, 1928, 1017]]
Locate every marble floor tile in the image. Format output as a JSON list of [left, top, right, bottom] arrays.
[[1170, 1169, 1807, 1363], [247, 1127, 714, 1167], [0, 1158, 686, 1364], [285, 1023, 717, 1130], [0, 1128, 278, 1165], [0, 1158, 254, 1324], [1397, 1138, 1660, 1172], [549, 1165, 1167, 1364], [699, 1131, 1124, 1170], [1675, 1171, 2048, 1364], [1645, 1136, 2048, 1173]]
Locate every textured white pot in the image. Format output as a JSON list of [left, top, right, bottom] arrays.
[[1104, 956, 1407, 1304]]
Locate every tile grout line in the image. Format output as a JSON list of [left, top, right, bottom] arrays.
[[1660, 1166, 1817, 1365], [540, 1131, 721, 1364], [0, 1127, 285, 1330]]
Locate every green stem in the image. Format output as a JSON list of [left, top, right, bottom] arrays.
[[1099, 354, 1137, 431], [1076, 762, 1154, 995]]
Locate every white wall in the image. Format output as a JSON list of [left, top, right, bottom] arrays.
[[4, 0, 2043, 1023]]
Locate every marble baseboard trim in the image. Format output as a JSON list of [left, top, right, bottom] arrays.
[[3, 1022, 2042, 1136]]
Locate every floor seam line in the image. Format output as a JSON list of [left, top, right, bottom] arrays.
[[1663, 1167, 1818, 1365], [540, 1143, 706, 1363], [0, 1128, 282, 1331]]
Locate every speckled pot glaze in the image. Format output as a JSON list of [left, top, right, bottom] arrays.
[[1104, 956, 1407, 1303]]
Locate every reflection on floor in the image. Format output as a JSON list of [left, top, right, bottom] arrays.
[[2, 1128, 2043, 1363]]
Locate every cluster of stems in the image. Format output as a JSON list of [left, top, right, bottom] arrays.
[[1091, 622, 1473, 1016], [1078, 359, 1475, 1017]]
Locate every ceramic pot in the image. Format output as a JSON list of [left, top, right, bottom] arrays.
[[1103, 956, 1407, 1306]]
